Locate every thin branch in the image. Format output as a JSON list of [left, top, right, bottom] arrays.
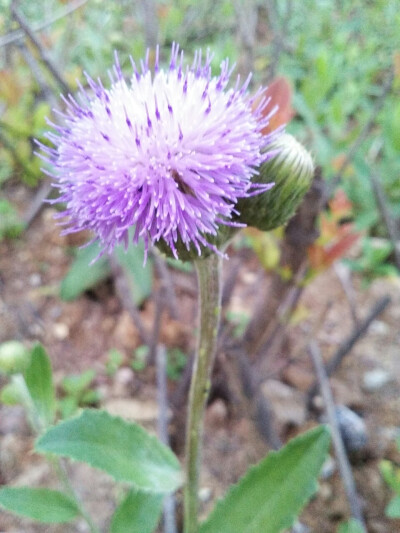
[[16, 42, 59, 108], [308, 341, 366, 531], [148, 283, 165, 365], [0, 0, 88, 48], [156, 345, 178, 533], [226, 347, 282, 450], [11, 3, 70, 94], [23, 179, 53, 228], [307, 295, 391, 406], [370, 173, 400, 270], [334, 263, 359, 326], [152, 251, 179, 320]]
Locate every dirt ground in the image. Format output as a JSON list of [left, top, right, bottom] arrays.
[[1, 181, 400, 533]]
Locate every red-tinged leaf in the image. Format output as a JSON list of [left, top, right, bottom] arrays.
[[253, 77, 294, 134], [329, 189, 353, 220], [323, 231, 361, 266], [308, 231, 360, 271]]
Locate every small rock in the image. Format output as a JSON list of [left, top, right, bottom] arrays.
[[320, 456, 336, 480], [103, 398, 159, 422], [53, 322, 69, 340], [362, 368, 393, 392], [283, 364, 314, 392], [292, 522, 311, 533], [113, 311, 139, 349], [261, 380, 306, 430], [198, 487, 213, 503], [29, 273, 41, 287], [112, 367, 135, 397], [335, 405, 368, 452], [0, 433, 26, 483], [318, 482, 333, 501], [369, 319, 390, 335], [206, 399, 228, 425]]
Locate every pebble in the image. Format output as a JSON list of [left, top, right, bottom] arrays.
[[103, 398, 160, 422], [320, 456, 336, 480], [198, 487, 213, 503], [362, 369, 392, 392], [112, 367, 135, 397], [335, 405, 368, 452], [206, 399, 228, 425], [29, 273, 41, 287], [53, 322, 69, 340]]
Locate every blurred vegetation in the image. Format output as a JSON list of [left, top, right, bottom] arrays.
[[0, 0, 399, 280]]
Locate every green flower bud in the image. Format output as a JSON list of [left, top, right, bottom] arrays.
[[235, 133, 314, 231], [0, 341, 30, 375]]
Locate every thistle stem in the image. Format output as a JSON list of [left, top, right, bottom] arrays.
[[184, 253, 222, 533]]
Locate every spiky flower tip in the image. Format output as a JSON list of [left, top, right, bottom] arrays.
[[39, 44, 278, 260]]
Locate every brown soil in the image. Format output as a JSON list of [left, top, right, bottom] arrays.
[[1, 182, 400, 532]]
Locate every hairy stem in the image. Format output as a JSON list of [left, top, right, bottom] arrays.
[[184, 253, 222, 533]]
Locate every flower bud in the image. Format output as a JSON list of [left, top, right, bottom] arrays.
[[0, 341, 30, 375], [235, 133, 314, 231]]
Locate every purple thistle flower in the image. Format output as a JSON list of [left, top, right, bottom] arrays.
[[39, 44, 277, 260]]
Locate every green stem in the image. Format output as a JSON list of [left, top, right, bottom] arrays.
[[184, 253, 222, 533], [52, 458, 100, 533]]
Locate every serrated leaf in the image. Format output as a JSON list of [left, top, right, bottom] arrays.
[[386, 495, 400, 518], [199, 426, 330, 533], [35, 409, 182, 493], [24, 344, 55, 428], [114, 239, 153, 306], [0, 487, 79, 523], [110, 489, 163, 533], [60, 242, 111, 301], [337, 518, 365, 533]]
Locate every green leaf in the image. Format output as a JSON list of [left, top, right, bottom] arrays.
[[110, 489, 163, 533], [24, 344, 55, 427], [199, 426, 331, 533], [61, 369, 96, 396], [114, 239, 153, 306], [337, 518, 365, 533], [386, 495, 400, 518], [35, 409, 182, 493], [0, 487, 79, 523], [60, 242, 111, 301]]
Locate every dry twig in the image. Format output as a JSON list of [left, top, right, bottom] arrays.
[[156, 345, 178, 533], [308, 340, 366, 531], [307, 295, 391, 407], [11, 2, 70, 94]]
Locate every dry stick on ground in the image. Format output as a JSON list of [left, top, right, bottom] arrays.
[[156, 345, 178, 533], [152, 251, 180, 320], [308, 340, 367, 531], [334, 263, 359, 326], [109, 256, 152, 347], [11, 3, 70, 94], [0, 0, 88, 48], [148, 280, 166, 366], [306, 295, 391, 408], [370, 173, 400, 270]]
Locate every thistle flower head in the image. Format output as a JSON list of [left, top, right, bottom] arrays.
[[39, 44, 277, 260]]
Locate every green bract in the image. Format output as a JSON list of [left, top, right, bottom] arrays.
[[235, 133, 314, 231]]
